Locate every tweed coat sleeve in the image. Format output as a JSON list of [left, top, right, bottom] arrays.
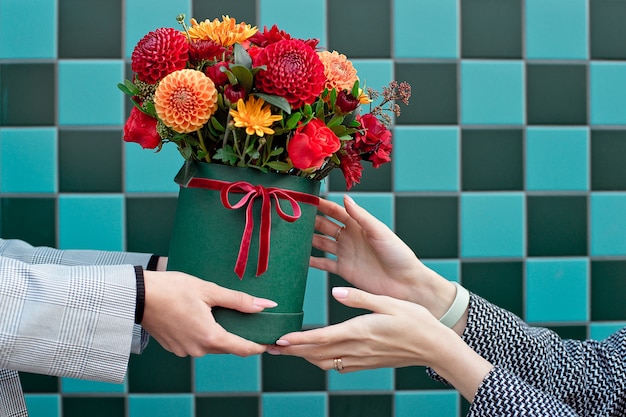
[[430, 294, 626, 416], [0, 239, 153, 382]]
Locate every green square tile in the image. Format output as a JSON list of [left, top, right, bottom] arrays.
[[328, 161, 392, 192], [261, 354, 325, 392], [591, 260, 626, 321], [461, 129, 523, 191], [591, 129, 626, 190], [19, 373, 59, 394], [395, 196, 458, 259], [59, 130, 122, 193], [527, 64, 587, 125], [1, 198, 56, 247], [328, 0, 391, 58], [192, 0, 257, 25], [59, 0, 121, 58], [126, 197, 178, 255], [545, 325, 588, 341], [461, 0, 522, 58], [196, 396, 259, 417], [395, 366, 451, 390], [461, 262, 524, 318], [62, 397, 125, 417], [527, 196, 588, 257], [394, 63, 458, 125], [128, 342, 191, 393], [329, 395, 393, 417], [590, 0, 626, 59], [0, 64, 55, 126]]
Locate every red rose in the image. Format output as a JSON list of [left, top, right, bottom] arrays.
[[287, 119, 341, 170], [123, 107, 161, 149], [204, 61, 230, 86]]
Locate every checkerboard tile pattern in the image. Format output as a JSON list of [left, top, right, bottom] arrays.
[[2, 0, 626, 415]]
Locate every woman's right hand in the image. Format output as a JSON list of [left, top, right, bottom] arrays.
[[311, 196, 457, 319]]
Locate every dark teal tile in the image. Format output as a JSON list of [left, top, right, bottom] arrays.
[[527, 64, 587, 125], [0, 64, 55, 126], [261, 354, 325, 392], [328, 0, 391, 58], [461, 129, 523, 191], [545, 325, 588, 341], [128, 342, 191, 393], [462, 262, 524, 318], [591, 129, 626, 190], [395, 196, 458, 259], [192, 0, 257, 25], [328, 161, 392, 192], [19, 373, 59, 393], [590, 0, 626, 59], [196, 396, 258, 417], [527, 196, 588, 257], [395, 63, 457, 125], [59, 0, 122, 58], [591, 260, 626, 321], [395, 366, 452, 390], [461, 0, 522, 58], [329, 395, 393, 417], [1, 198, 56, 247], [126, 197, 178, 255], [59, 130, 122, 193], [63, 397, 124, 417]]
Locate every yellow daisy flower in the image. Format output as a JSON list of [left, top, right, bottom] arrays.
[[230, 96, 283, 137], [187, 15, 257, 47]]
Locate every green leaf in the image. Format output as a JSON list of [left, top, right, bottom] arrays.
[[330, 125, 347, 136], [230, 64, 254, 93], [234, 43, 252, 68], [214, 146, 239, 165], [117, 79, 140, 96], [303, 104, 313, 116], [330, 88, 337, 110], [268, 147, 284, 157], [210, 116, 225, 132], [255, 93, 291, 114], [351, 79, 360, 97], [327, 115, 344, 127], [286, 112, 303, 130], [266, 161, 292, 172]]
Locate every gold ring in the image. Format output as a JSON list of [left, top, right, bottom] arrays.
[[334, 226, 344, 241], [333, 358, 344, 371]]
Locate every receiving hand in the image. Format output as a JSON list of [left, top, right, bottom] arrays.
[[141, 270, 276, 357]]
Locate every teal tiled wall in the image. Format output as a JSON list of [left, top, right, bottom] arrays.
[[2, 0, 626, 416]]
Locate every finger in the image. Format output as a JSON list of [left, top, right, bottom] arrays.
[[343, 195, 394, 240], [204, 282, 277, 313], [311, 233, 338, 254], [309, 255, 338, 275], [331, 287, 400, 315], [314, 215, 345, 240], [317, 198, 351, 225], [206, 328, 267, 357]]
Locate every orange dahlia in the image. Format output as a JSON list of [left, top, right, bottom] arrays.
[[229, 96, 283, 137], [153, 69, 218, 134], [187, 16, 257, 47], [131, 28, 189, 84], [318, 50, 359, 92], [253, 39, 326, 109]]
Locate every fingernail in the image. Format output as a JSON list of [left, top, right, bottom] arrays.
[[266, 348, 281, 355], [332, 287, 349, 299], [275, 339, 290, 346], [344, 195, 355, 205], [254, 298, 278, 308]]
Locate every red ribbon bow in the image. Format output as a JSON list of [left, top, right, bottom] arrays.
[[186, 177, 319, 279]]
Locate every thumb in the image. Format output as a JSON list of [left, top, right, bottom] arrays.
[[331, 287, 398, 315], [205, 282, 277, 313]]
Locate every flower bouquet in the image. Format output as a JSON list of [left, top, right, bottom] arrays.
[[120, 15, 410, 343]]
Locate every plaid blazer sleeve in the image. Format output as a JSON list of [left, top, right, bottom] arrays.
[[0, 238, 152, 355]]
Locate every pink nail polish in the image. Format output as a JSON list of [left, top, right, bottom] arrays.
[[266, 348, 281, 355], [254, 298, 278, 308], [332, 287, 349, 299], [275, 339, 290, 347]]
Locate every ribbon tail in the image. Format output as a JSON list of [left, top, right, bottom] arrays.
[[234, 197, 256, 279], [256, 189, 272, 276]]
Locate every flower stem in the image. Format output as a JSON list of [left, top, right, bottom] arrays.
[[197, 130, 211, 163]]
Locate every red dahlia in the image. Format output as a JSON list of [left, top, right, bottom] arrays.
[[249, 25, 319, 50], [252, 39, 326, 109], [131, 28, 189, 84], [339, 142, 364, 190]]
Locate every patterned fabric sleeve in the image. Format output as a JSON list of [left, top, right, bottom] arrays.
[[430, 294, 626, 416], [0, 238, 151, 355]]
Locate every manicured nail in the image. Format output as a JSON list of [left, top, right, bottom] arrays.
[[332, 287, 349, 299], [344, 195, 355, 205], [266, 348, 281, 355], [254, 298, 278, 308], [275, 339, 290, 347]]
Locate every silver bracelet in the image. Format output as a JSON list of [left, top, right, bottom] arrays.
[[439, 282, 470, 328]]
